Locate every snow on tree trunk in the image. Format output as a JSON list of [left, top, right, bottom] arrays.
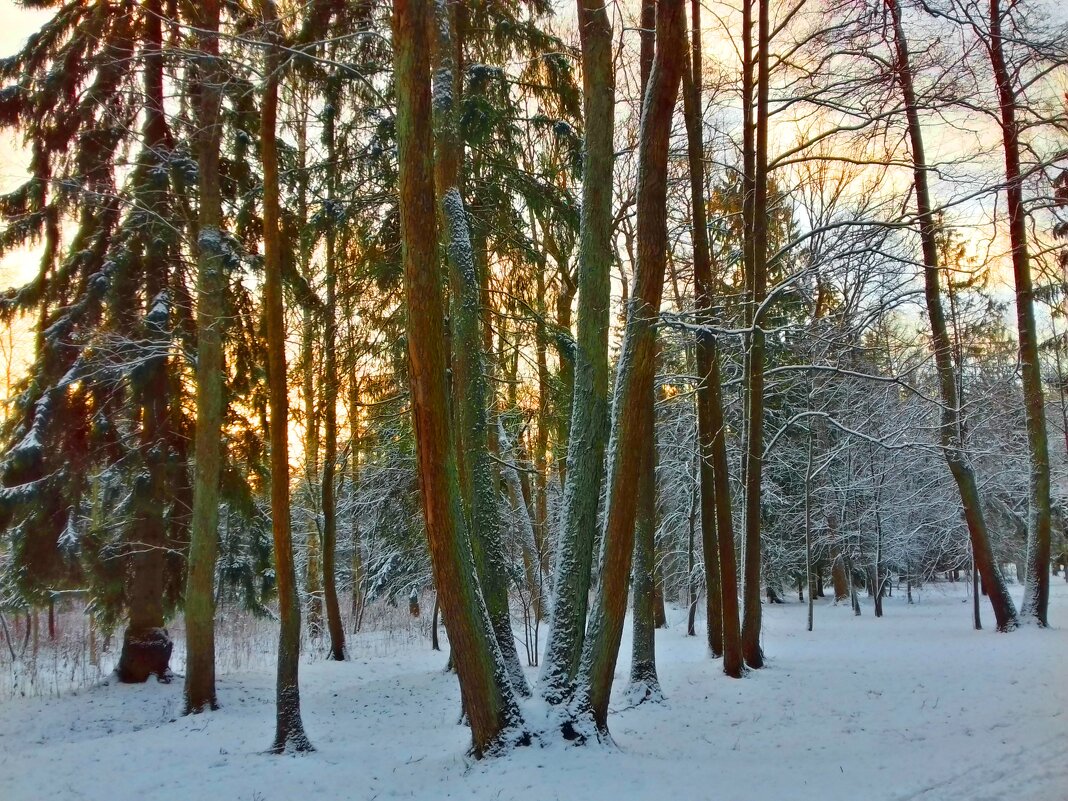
[[393, 0, 524, 757], [572, 0, 685, 736], [431, 0, 528, 698], [538, 0, 615, 705]]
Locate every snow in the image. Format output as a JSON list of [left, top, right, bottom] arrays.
[[1, 581, 1066, 801]]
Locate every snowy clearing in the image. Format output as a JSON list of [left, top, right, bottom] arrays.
[[1, 580, 1065, 801]]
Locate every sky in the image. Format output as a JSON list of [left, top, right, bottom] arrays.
[[0, 0, 1060, 359], [0, 2, 54, 287]]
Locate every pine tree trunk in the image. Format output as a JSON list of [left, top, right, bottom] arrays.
[[392, 0, 523, 756], [575, 0, 685, 734], [682, 31, 721, 659], [261, 2, 313, 752], [539, 0, 615, 703], [554, 276, 576, 490], [986, 0, 1051, 627], [119, 0, 172, 685], [653, 571, 668, 628], [885, 0, 1018, 629], [183, 0, 225, 713], [533, 262, 550, 622]]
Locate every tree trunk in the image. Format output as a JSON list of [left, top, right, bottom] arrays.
[[653, 568, 668, 628], [627, 389, 662, 704], [683, 0, 742, 676], [431, 0, 528, 697], [539, 0, 615, 704], [533, 258, 550, 621], [261, 2, 313, 752], [740, 0, 769, 670], [119, 0, 173, 685], [349, 382, 366, 633], [885, 0, 1018, 629], [805, 427, 814, 632], [321, 71, 345, 661], [686, 447, 698, 637], [391, 0, 523, 756], [295, 104, 323, 640], [986, 0, 1051, 627], [574, 0, 684, 734], [183, 0, 225, 713]]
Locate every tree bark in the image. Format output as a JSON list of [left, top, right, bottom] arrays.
[[431, 0, 528, 697], [392, 0, 523, 756], [321, 71, 345, 661], [183, 0, 225, 713], [804, 427, 814, 632], [683, 0, 742, 677], [740, 0, 769, 670], [627, 382, 662, 703], [574, 0, 685, 734], [539, 0, 615, 703], [119, 0, 173, 685], [986, 0, 1051, 627], [261, 1, 313, 752]]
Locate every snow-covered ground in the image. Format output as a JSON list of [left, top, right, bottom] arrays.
[[2, 580, 1065, 801]]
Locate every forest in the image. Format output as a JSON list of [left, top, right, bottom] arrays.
[[0, 0, 1066, 797]]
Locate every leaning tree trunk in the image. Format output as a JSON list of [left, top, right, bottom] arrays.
[[392, 0, 523, 757], [885, 0, 1018, 629], [683, 0, 742, 677], [261, 1, 313, 753], [574, 0, 685, 735], [986, 0, 1051, 627], [431, 0, 528, 696], [182, 0, 225, 712], [539, 0, 615, 704]]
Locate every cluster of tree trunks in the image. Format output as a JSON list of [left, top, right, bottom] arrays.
[[157, 0, 1056, 762]]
